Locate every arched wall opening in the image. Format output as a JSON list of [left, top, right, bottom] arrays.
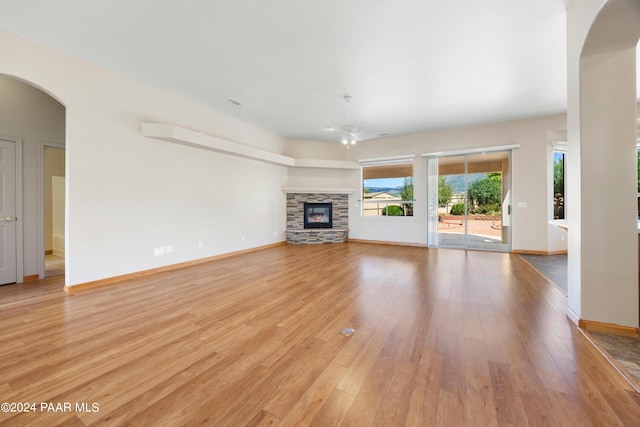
[[0, 73, 67, 284]]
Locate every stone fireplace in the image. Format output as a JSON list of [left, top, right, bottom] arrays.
[[286, 192, 348, 244]]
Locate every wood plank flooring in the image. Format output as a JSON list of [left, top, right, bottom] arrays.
[[1, 242, 639, 426]]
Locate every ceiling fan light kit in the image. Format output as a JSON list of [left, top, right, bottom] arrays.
[[340, 95, 358, 148]]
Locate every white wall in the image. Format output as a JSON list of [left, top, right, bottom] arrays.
[[286, 115, 568, 252], [283, 138, 355, 191], [0, 31, 288, 286], [0, 28, 570, 289], [0, 75, 65, 277]]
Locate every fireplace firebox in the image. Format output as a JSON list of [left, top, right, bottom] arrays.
[[304, 202, 333, 229]]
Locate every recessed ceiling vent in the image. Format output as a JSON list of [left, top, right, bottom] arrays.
[[224, 97, 244, 106]]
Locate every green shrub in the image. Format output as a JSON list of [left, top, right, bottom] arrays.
[[450, 203, 466, 215], [381, 205, 403, 216], [475, 204, 501, 215]]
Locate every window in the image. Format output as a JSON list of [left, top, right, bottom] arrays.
[[551, 144, 639, 220], [362, 159, 414, 216], [553, 149, 565, 220]]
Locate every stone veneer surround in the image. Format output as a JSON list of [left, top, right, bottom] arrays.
[[286, 193, 348, 244]]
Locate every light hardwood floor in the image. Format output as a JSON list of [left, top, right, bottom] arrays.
[[1, 243, 639, 426]]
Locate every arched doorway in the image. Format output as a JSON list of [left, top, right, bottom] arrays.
[[0, 74, 66, 284]]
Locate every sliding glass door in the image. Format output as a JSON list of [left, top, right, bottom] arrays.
[[429, 150, 511, 252]]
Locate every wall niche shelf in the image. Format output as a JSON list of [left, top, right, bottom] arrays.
[[141, 123, 360, 170], [141, 123, 293, 166]]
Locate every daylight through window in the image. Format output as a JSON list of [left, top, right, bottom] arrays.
[[362, 159, 414, 216], [553, 149, 565, 220]]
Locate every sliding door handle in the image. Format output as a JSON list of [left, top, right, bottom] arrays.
[[0, 217, 15, 222]]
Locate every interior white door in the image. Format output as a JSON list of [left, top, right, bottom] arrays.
[[0, 139, 17, 285]]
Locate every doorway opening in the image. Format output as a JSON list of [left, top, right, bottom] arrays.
[[44, 146, 65, 278], [0, 74, 66, 284]]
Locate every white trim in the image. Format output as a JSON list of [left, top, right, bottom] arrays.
[[282, 186, 355, 194], [142, 123, 362, 170], [141, 123, 295, 167], [566, 306, 580, 326], [421, 144, 520, 157], [359, 155, 416, 165], [425, 154, 439, 247], [292, 158, 360, 169], [16, 139, 23, 283], [38, 141, 65, 280], [551, 140, 568, 151]]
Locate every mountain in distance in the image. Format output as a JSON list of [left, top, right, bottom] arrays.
[[364, 173, 489, 196], [445, 173, 487, 193], [363, 187, 402, 197]]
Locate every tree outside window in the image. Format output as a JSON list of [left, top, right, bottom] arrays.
[[553, 151, 565, 219]]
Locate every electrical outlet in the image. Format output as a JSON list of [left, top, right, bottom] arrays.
[[241, 235, 245, 241], [165, 245, 173, 254], [154, 247, 165, 256], [198, 241, 204, 248]]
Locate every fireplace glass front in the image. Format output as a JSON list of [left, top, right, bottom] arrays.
[[304, 203, 333, 229]]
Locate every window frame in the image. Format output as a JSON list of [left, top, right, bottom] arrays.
[[551, 142, 566, 220], [360, 156, 415, 218]]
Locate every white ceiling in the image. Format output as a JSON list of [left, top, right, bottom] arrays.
[[1, 0, 637, 142]]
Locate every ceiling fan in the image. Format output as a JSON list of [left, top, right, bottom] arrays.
[[339, 95, 358, 148]]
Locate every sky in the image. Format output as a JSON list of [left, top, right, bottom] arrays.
[[363, 178, 405, 189], [553, 151, 564, 162]]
